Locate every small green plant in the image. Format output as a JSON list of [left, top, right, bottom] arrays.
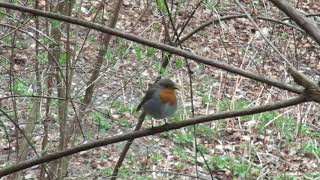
[[195, 124, 215, 138], [172, 147, 192, 162], [2, 35, 12, 47], [257, 111, 277, 123], [273, 116, 296, 141], [133, 46, 143, 61], [218, 100, 252, 111], [209, 155, 231, 170], [150, 152, 162, 163], [118, 119, 130, 128], [0, 10, 5, 20], [91, 112, 111, 131], [299, 124, 320, 138], [101, 166, 130, 178], [171, 108, 184, 122], [59, 52, 66, 65], [156, 0, 168, 16], [280, 32, 289, 39], [101, 167, 113, 177], [197, 144, 209, 154], [304, 172, 320, 179], [233, 162, 251, 178], [104, 49, 117, 66], [15, 40, 23, 49], [135, 176, 152, 180], [146, 47, 156, 58], [155, 62, 168, 77], [113, 101, 133, 113], [37, 52, 48, 64], [159, 66, 167, 76], [175, 58, 184, 69], [40, 36, 51, 46], [274, 174, 297, 180], [171, 131, 193, 146], [218, 100, 229, 111], [201, 94, 213, 106], [117, 38, 129, 57], [218, 100, 253, 121], [203, 0, 219, 12], [117, 167, 130, 178], [13, 79, 30, 95], [126, 155, 138, 166], [51, 19, 61, 29], [302, 141, 320, 157], [173, 162, 184, 171], [209, 156, 259, 177]]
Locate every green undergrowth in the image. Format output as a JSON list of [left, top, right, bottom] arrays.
[[209, 155, 261, 178]]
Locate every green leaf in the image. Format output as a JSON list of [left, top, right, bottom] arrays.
[[175, 58, 184, 69], [104, 49, 113, 61], [150, 152, 162, 162], [303, 141, 320, 157], [156, 0, 168, 15], [104, 49, 117, 66], [37, 52, 48, 64], [92, 112, 111, 131], [172, 132, 193, 145], [10, 0, 18, 4], [51, 19, 61, 29], [234, 163, 250, 177], [0, 10, 5, 20], [40, 37, 51, 45], [209, 156, 230, 169], [101, 167, 113, 177], [134, 46, 143, 61], [59, 52, 66, 65], [146, 47, 156, 57], [118, 119, 130, 128], [13, 80, 30, 95], [172, 147, 191, 162], [159, 66, 167, 76]]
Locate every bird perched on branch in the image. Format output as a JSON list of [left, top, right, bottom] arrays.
[[137, 79, 178, 120]]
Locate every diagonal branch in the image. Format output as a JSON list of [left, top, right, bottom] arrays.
[[0, 95, 307, 177], [0, 2, 302, 94]]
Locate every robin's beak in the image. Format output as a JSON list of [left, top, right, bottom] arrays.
[[173, 86, 178, 90]]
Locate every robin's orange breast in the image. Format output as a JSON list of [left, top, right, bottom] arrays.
[[159, 88, 177, 106]]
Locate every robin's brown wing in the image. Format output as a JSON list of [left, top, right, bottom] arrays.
[[136, 87, 157, 112]]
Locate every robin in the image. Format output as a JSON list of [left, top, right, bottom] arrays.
[[136, 79, 178, 120]]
